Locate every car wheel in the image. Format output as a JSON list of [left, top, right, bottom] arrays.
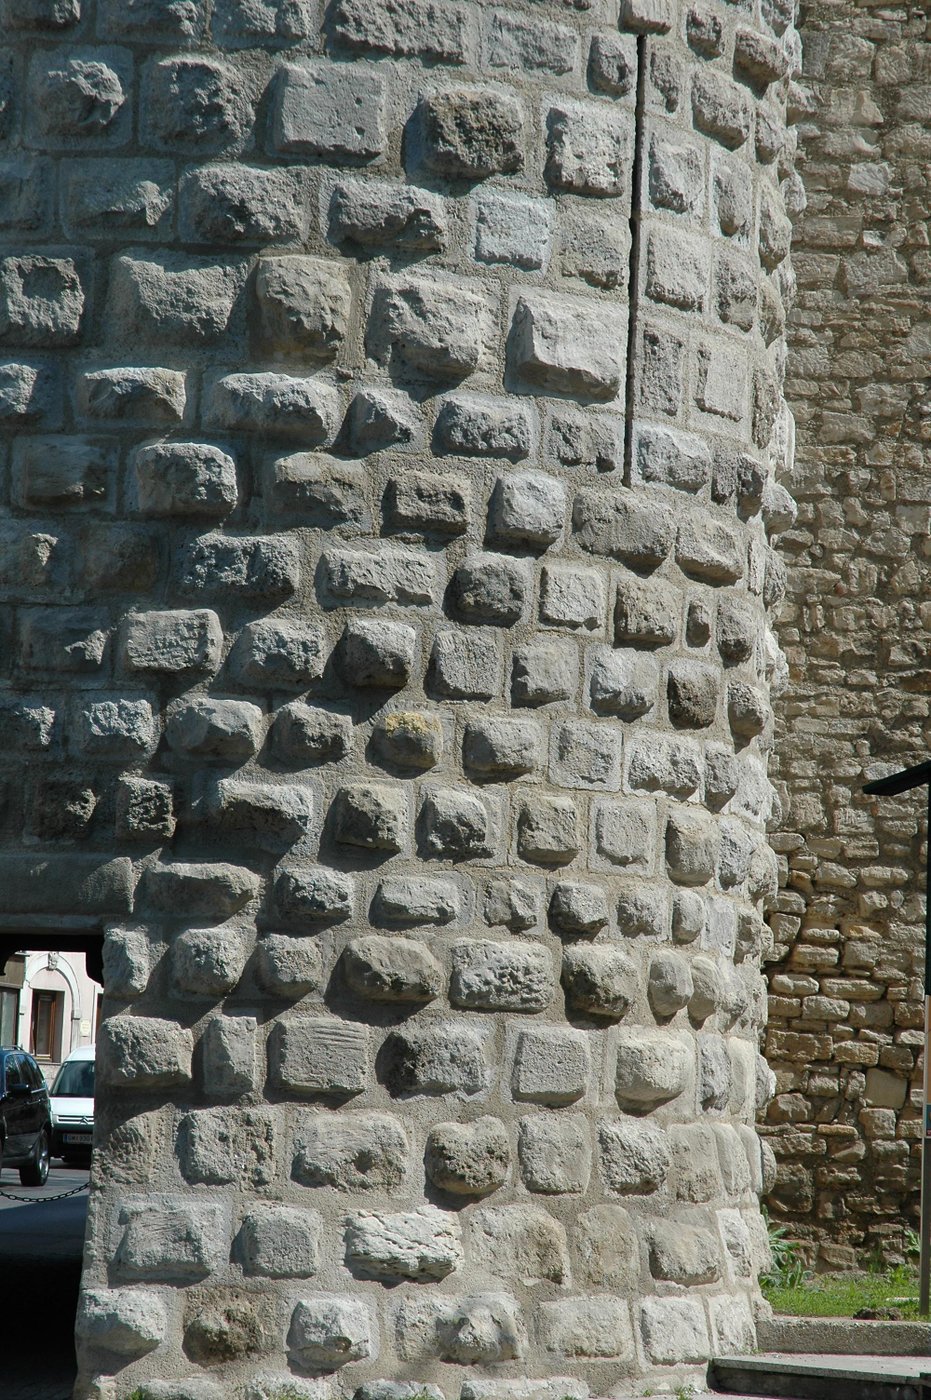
[[20, 1129, 50, 1187]]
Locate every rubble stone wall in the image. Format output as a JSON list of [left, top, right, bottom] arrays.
[[764, 0, 931, 1272], [0, 0, 798, 1393]]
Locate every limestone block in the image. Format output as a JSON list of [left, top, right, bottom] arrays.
[[332, 782, 408, 852], [273, 865, 354, 926], [344, 1206, 462, 1281], [450, 553, 530, 624], [562, 944, 637, 1019], [435, 392, 532, 461], [271, 60, 385, 159], [650, 1220, 721, 1283], [463, 717, 542, 778], [573, 488, 674, 568], [288, 1296, 372, 1368], [143, 55, 249, 150], [518, 1114, 591, 1193], [621, 0, 673, 30], [5, 0, 81, 28], [552, 719, 622, 790], [0, 359, 59, 424], [343, 935, 443, 1003], [484, 877, 541, 932], [589, 33, 637, 96], [713, 155, 753, 239], [180, 532, 299, 599], [12, 434, 107, 507], [76, 1286, 168, 1357], [374, 713, 444, 771], [396, 1291, 526, 1364], [372, 274, 492, 379], [549, 880, 609, 936], [704, 744, 740, 809], [321, 545, 436, 607], [646, 228, 706, 311], [546, 100, 632, 197], [589, 650, 658, 719], [727, 680, 769, 738], [635, 424, 711, 494], [293, 1112, 408, 1191], [267, 453, 369, 527], [599, 1119, 669, 1193], [102, 927, 149, 1000], [512, 638, 576, 705], [692, 71, 751, 149], [627, 733, 702, 797], [488, 9, 576, 75], [206, 372, 338, 442], [133, 442, 237, 519], [179, 163, 304, 243], [425, 1117, 510, 1195], [114, 1198, 226, 1281], [172, 926, 247, 997], [614, 573, 680, 647], [255, 255, 351, 358], [418, 88, 523, 178], [670, 1123, 724, 1201], [120, 608, 222, 674], [61, 157, 173, 239], [238, 1206, 320, 1278], [490, 471, 565, 549], [256, 935, 322, 996], [206, 778, 313, 852], [540, 563, 606, 630], [593, 799, 655, 871], [244, 1377, 327, 1400], [109, 253, 246, 345], [338, 617, 417, 688], [648, 951, 694, 1017], [177, 1107, 276, 1187], [329, 0, 469, 61], [270, 1018, 369, 1097], [451, 939, 556, 1012], [430, 630, 499, 700], [166, 698, 263, 760], [202, 1015, 258, 1098], [510, 292, 623, 400], [539, 1296, 634, 1360], [372, 875, 458, 926], [142, 861, 259, 919], [330, 177, 447, 252], [474, 190, 552, 270], [232, 620, 326, 687], [384, 472, 471, 535], [666, 808, 719, 884], [75, 698, 157, 759], [560, 208, 630, 290], [0, 256, 84, 345], [615, 1029, 691, 1109], [419, 788, 493, 859], [99, 1016, 193, 1089], [272, 703, 351, 766], [29, 52, 127, 140], [128, 1381, 223, 1400], [469, 1204, 569, 1285], [710, 1295, 755, 1355], [690, 956, 723, 1022], [380, 1024, 488, 1096], [575, 1205, 639, 1289], [18, 607, 105, 674], [640, 1297, 710, 1364], [516, 794, 579, 865]]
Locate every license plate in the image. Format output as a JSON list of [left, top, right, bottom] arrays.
[[63, 1133, 92, 1145]]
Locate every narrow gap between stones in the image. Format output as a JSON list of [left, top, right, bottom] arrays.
[[623, 32, 648, 486]]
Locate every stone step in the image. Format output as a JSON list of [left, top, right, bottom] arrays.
[[758, 1316, 931, 1356], [710, 1353, 931, 1400]]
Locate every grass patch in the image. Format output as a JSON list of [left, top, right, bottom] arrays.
[[764, 1265, 920, 1320]]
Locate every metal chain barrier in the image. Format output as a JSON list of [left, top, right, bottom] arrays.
[[0, 1181, 89, 1203]]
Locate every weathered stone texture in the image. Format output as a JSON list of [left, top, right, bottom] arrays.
[[2, 0, 799, 1390], [763, 0, 931, 1272]]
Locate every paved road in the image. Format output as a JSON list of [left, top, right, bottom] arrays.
[[0, 1160, 89, 1400]]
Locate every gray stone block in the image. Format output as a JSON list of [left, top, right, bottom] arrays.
[[114, 1198, 226, 1281], [381, 1023, 488, 1096], [329, 0, 469, 62], [172, 926, 247, 997], [562, 944, 637, 1019], [256, 935, 322, 995], [99, 1016, 193, 1089], [434, 392, 532, 461], [549, 880, 609, 937], [469, 1204, 569, 1285], [332, 782, 408, 852], [451, 939, 556, 1012], [293, 1112, 408, 1192], [288, 1296, 372, 1368], [374, 711, 444, 769], [179, 163, 305, 243], [599, 1119, 669, 1194], [238, 1206, 320, 1278], [166, 697, 263, 760], [231, 620, 326, 687], [344, 1206, 462, 1281], [270, 1018, 369, 1097], [338, 617, 417, 688], [142, 860, 259, 919], [343, 935, 442, 1003], [76, 1286, 168, 1357], [371, 273, 492, 379], [539, 1296, 634, 1360], [518, 1114, 591, 1193], [511, 292, 623, 400], [517, 794, 579, 865], [120, 608, 222, 675], [417, 88, 523, 178], [206, 372, 338, 441], [546, 100, 632, 197], [615, 1028, 691, 1109], [255, 255, 351, 359], [425, 1117, 510, 1195], [329, 177, 447, 251]]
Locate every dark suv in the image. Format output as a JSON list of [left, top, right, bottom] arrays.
[[0, 1048, 51, 1186]]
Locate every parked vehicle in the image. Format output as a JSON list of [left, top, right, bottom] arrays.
[[0, 1047, 51, 1186], [49, 1044, 94, 1163]]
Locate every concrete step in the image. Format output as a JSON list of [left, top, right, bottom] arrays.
[[710, 1353, 931, 1400], [758, 1316, 931, 1356]]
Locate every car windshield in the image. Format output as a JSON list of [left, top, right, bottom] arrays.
[[50, 1060, 95, 1098]]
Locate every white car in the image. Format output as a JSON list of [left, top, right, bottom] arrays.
[[49, 1044, 95, 1162]]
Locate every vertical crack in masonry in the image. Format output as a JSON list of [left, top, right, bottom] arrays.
[[623, 33, 648, 485]]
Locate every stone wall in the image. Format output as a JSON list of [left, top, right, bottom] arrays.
[[0, 0, 799, 1393], [764, 0, 931, 1270]]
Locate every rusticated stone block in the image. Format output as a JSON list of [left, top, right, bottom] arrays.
[[512, 1027, 591, 1104], [255, 255, 351, 358], [237, 1206, 320, 1279], [343, 935, 442, 1003], [99, 1016, 193, 1089], [425, 1117, 510, 1196], [562, 945, 637, 1019], [518, 1114, 591, 1193], [76, 1286, 168, 1357], [287, 1296, 372, 1368], [469, 1204, 569, 1285], [599, 1119, 670, 1194], [270, 1018, 369, 1097], [417, 88, 523, 178], [120, 609, 222, 675], [510, 292, 623, 400], [293, 1112, 408, 1192], [380, 1023, 488, 1096], [114, 1197, 227, 1281], [615, 1029, 691, 1110], [344, 1206, 462, 1281], [451, 939, 556, 1012]]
